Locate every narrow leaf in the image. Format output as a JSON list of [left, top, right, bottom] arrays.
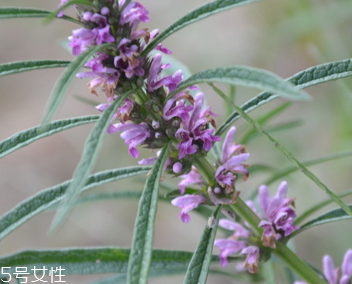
[[44, 0, 96, 23], [0, 7, 78, 24], [222, 102, 352, 217], [291, 204, 352, 238], [217, 58, 352, 136], [127, 142, 171, 284], [0, 60, 70, 77], [295, 189, 352, 225], [50, 90, 133, 231], [183, 205, 222, 284], [43, 43, 111, 125], [142, 0, 262, 56], [0, 166, 150, 241], [264, 150, 352, 186], [169, 66, 310, 100], [0, 115, 99, 159], [240, 102, 292, 144], [0, 248, 196, 276], [0, 7, 50, 19]]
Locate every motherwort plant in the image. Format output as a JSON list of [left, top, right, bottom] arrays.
[[0, 0, 352, 283]]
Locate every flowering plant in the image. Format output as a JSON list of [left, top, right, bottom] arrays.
[[0, 0, 352, 283]]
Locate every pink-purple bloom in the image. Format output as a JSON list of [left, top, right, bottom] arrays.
[[215, 126, 249, 187], [178, 166, 204, 194], [294, 250, 352, 284], [109, 122, 150, 158], [214, 218, 259, 273], [258, 181, 299, 248], [171, 194, 206, 223]]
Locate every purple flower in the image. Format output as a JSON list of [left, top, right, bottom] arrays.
[[175, 93, 220, 158], [218, 219, 251, 239], [171, 194, 206, 223], [110, 122, 150, 158], [175, 129, 198, 159], [119, 2, 150, 29], [69, 28, 96, 56], [147, 54, 183, 92], [214, 238, 247, 267], [57, 0, 69, 17], [163, 92, 194, 121], [241, 246, 260, 274], [258, 181, 299, 248], [178, 166, 204, 194], [294, 250, 352, 284], [215, 126, 249, 187]]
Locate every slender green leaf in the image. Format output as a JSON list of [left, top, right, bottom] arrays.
[[44, 0, 96, 23], [183, 205, 221, 284], [0, 7, 79, 24], [170, 66, 309, 100], [295, 189, 352, 225], [142, 0, 262, 56], [0, 60, 70, 77], [264, 150, 352, 186], [50, 90, 133, 231], [240, 102, 292, 144], [127, 142, 171, 284], [290, 204, 352, 238], [0, 166, 150, 241], [0, 248, 196, 276], [220, 101, 352, 217], [43, 43, 111, 125], [0, 115, 99, 159], [217, 58, 352, 136]]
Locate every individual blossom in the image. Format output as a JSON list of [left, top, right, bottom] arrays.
[[178, 166, 204, 194], [175, 93, 220, 159], [258, 181, 299, 248], [215, 126, 250, 188], [214, 218, 260, 273], [241, 246, 260, 274], [294, 249, 352, 284], [171, 194, 206, 223], [109, 122, 151, 158]]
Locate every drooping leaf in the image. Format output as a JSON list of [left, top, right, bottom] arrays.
[[183, 205, 221, 284], [0, 7, 79, 24], [142, 0, 262, 56], [217, 58, 352, 136], [50, 90, 133, 231], [0, 248, 196, 276], [42, 43, 111, 125], [295, 189, 352, 225], [0, 115, 99, 159], [0, 60, 70, 77], [290, 204, 352, 238], [169, 66, 309, 100], [0, 166, 150, 241], [219, 101, 352, 217], [127, 142, 171, 284]]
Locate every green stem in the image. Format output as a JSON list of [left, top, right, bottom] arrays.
[[273, 243, 326, 284], [193, 155, 326, 284]]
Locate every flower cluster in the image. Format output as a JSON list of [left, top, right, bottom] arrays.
[[214, 181, 298, 273], [66, 0, 220, 166], [171, 126, 249, 223], [295, 250, 352, 284]]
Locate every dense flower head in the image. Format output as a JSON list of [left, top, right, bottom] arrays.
[[294, 249, 352, 284], [258, 181, 299, 248]]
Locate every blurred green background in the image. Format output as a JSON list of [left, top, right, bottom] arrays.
[[0, 0, 351, 283]]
